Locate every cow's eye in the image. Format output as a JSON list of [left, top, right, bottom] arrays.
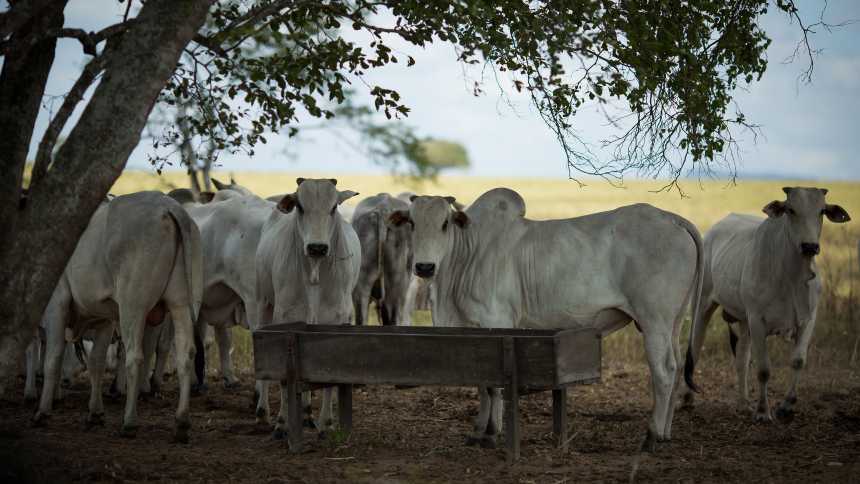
[[442, 220, 449, 231], [330, 205, 337, 216]]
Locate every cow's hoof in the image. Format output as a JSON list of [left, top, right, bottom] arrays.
[[302, 418, 316, 429], [173, 419, 191, 444], [223, 378, 241, 390], [775, 406, 795, 424], [24, 394, 37, 404], [639, 430, 658, 454], [464, 435, 481, 447], [191, 383, 208, 396], [753, 411, 773, 424], [119, 424, 138, 439], [478, 436, 497, 449], [272, 427, 287, 440], [149, 379, 162, 398], [255, 406, 268, 421], [85, 413, 105, 429], [31, 412, 49, 427]]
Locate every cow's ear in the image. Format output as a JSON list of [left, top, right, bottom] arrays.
[[329, 178, 338, 186], [443, 196, 457, 205], [388, 210, 411, 227], [337, 190, 359, 205], [452, 210, 470, 228], [277, 194, 297, 213], [819, 188, 829, 196], [782, 186, 792, 195], [762, 200, 786, 217], [409, 194, 419, 202], [199, 191, 215, 203], [296, 177, 306, 186], [824, 204, 850, 223], [212, 178, 228, 190]]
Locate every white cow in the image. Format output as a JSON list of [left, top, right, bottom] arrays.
[[32, 191, 202, 442], [256, 178, 360, 438], [389, 188, 703, 450], [682, 187, 850, 422], [168, 188, 273, 400], [352, 193, 414, 326]]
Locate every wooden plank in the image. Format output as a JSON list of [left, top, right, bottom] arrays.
[[262, 322, 560, 338], [503, 337, 520, 463], [299, 332, 508, 387], [252, 330, 290, 381], [515, 336, 556, 390], [338, 384, 353, 434], [552, 388, 568, 450], [554, 329, 601, 386], [285, 333, 302, 453]]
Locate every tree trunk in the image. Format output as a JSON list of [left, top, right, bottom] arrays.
[[0, 0, 66, 258], [0, 0, 215, 394]]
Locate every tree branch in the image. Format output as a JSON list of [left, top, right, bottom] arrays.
[[30, 54, 107, 187]]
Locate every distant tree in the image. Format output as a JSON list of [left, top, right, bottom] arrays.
[[0, 0, 840, 389], [417, 139, 470, 173]]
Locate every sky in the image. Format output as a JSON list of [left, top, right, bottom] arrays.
[[21, 1, 860, 180]]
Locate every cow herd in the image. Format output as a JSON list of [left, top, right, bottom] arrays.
[[17, 179, 850, 452]]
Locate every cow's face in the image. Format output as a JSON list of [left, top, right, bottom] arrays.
[[389, 195, 469, 279], [763, 187, 850, 257], [277, 178, 358, 258]]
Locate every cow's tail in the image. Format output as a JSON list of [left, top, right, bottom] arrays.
[[676, 216, 704, 394], [73, 339, 88, 370], [376, 209, 386, 304], [166, 204, 203, 323]]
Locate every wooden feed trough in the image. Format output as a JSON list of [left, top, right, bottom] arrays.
[[253, 322, 601, 462]]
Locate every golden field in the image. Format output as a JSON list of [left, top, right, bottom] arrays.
[[112, 170, 860, 369]]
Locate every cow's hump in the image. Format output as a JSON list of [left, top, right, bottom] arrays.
[[466, 187, 526, 224]]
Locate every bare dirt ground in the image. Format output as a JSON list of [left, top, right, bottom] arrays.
[[2, 362, 859, 483]]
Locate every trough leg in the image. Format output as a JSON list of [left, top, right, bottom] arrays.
[[552, 388, 568, 451], [338, 384, 353, 434], [286, 379, 302, 452], [503, 337, 520, 463]]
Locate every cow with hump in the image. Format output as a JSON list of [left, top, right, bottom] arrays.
[[351, 193, 414, 326], [682, 187, 850, 423], [32, 191, 203, 443], [256, 178, 361, 438], [389, 187, 704, 451]]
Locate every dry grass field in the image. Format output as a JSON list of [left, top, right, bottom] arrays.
[[114, 170, 860, 370]]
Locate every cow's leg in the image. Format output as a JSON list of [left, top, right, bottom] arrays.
[[776, 319, 815, 422], [85, 323, 113, 428], [255, 380, 271, 424], [192, 320, 208, 393], [642, 326, 677, 451], [214, 325, 239, 388], [748, 314, 772, 423], [302, 390, 315, 428], [316, 387, 335, 434], [118, 308, 146, 438], [168, 304, 194, 443], [140, 324, 160, 396], [678, 300, 718, 408], [732, 321, 752, 412], [33, 284, 71, 425], [467, 386, 492, 446], [482, 387, 504, 449], [24, 335, 40, 402], [151, 320, 173, 396], [353, 285, 371, 326], [272, 383, 290, 439]]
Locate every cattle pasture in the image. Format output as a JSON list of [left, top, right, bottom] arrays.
[[2, 172, 858, 482]]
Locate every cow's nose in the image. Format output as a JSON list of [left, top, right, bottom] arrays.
[[800, 242, 820, 257], [415, 262, 435, 278], [307, 243, 329, 258]]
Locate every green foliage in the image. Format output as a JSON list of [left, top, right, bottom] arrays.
[[156, 0, 812, 181]]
